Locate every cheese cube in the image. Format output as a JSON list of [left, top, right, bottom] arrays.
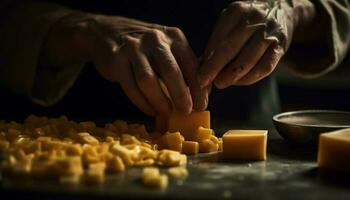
[[167, 167, 188, 178], [142, 167, 168, 189], [164, 132, 183, 152], [110, 144, 134, 166], [134, 158, 155, 167], [199, 139, 219, 153], [157, 150, 187, 167], [181, 141, 199, 155], [167, 111, 210, 140], [106, 156, 125, 172], [194, 127, 213, 142], [223, 130, 267, 160], [85, 164, 105, 184], [318, 128, 350, 172], [210, 135, 219, 144], [143, 167, 160, 178]]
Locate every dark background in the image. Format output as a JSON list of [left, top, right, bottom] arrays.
[[1, 0, 350, 127]]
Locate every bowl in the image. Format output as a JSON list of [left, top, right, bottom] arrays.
[[272, 110, 350, 145]]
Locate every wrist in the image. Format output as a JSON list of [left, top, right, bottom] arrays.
[[42, 12, 98, 67]]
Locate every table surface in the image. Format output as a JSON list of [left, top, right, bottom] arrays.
[[1, 121, 350, 200]]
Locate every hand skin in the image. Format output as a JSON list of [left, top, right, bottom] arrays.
[[42, 14, 208, 116], [198, 0, 318, 89]]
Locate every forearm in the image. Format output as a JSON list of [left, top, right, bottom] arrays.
[[282, 0, 350, 78], [0, 2, 86, 106]]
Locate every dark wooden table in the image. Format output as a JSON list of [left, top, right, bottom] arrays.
[[1, 121, 350, 200]]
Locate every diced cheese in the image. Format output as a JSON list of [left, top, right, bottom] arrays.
[[106, 156, 125, 172], [194, 126, 213, 142], [167, 167, 188, 178], [164, 111, 210, 140], [199, 139, 218, 153], [163, 132, 183, 152], [85, 166, 105, 184], [143, 167, 160, 177], [222, 130, 267, 161], [181, 141, 199, 155], [142, 167, 168, 189], [318, 128, 350, 172], [143, 174, 168, 189], [157, 150, 187, 167]]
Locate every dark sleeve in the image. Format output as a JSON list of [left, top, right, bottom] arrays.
[[0, 2, 89, 106], [281, 0, 350, 78]]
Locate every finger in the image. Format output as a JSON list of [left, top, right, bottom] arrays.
[[202, 2, 247, 60], [214, 30, 272, 89], [130, 48, 172, 116], [116, 46, 156, 116], [199, 18, 265, 88], [232, 42, 284, 86], [168, 28, 209, 111], [144, 30, 192, 114]]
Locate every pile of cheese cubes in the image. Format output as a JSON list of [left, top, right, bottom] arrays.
[[155, 111, 222, 154], [0, 115, 189, 188]]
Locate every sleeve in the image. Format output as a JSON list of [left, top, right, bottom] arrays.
[[281, 0, 350, 78], [0, 2, 89, 106]]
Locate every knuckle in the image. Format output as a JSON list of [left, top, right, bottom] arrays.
[[153, 44, 170, 56], [136, 68, 155, 84], [145, 29, 164, 44], [250, 9, 266, 21], [214, 80, 227, 89], [167, 26, 185, 39], [125, 38, 140, 51], [162, 63, 179, 76]]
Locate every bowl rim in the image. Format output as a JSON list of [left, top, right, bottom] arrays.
[[272, 109, 350, 128]]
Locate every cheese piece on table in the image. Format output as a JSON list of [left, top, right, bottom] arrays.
[[181, 141, 199, 155], [157, 111, 210, 140], [318, 128, 350, 172], [167, 167, 188, 178], [223, 130, 267, 161], [199, 139, 219, 153], [142, 167, 168, 189], [163, 132, 184, 152], [194, 126, 214, 142]]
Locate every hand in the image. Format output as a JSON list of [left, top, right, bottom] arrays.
[[43, 14, 208, 116], [199, 0, 301, 89]]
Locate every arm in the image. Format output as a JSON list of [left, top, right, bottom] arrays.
[[282, 0, 350, 78], [0, 2, 208, 115], [0, 2, 88, 106], [198, 0, 350, 89]]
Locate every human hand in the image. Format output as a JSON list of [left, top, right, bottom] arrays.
[[43, 14, 208, 116], [199, 0, 299, 89]]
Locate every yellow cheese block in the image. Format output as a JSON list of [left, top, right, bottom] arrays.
[[318, 128, 350, 172], [181, 141, 199, 155], [157, 111, 210, 140], [222, 130, 267, 160]]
